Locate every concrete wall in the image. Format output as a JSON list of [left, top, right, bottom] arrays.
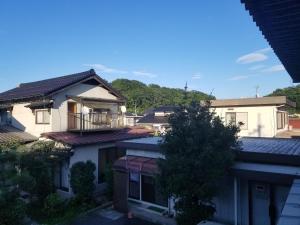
[[11, 103, 51, 137], [213, 106, 288, 137]]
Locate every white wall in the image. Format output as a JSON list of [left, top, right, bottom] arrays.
[[51, 83, 120, 132], [213, 106, 288, 137], [11, 103, 51, 137]]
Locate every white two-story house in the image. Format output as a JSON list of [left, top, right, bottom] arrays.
[[0, 69, 151, 197], [209, 96, 295, 137]]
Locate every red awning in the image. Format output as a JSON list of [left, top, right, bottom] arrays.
[[114, 156, 159, 174]]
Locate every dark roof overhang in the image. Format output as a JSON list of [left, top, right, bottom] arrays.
[[241, 0, 300, 82]]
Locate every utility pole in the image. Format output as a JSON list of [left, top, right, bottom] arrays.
[[184, 82, 188, 101]]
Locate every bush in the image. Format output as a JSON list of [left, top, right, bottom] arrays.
[[70, 161, 96, 201], [43, 193, 65, 217], [0, 188, 26, 225]]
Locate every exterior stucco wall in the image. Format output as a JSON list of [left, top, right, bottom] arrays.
[[213, 105, 288, 137], [51, 83, 120, 132], [11, 103, 51, 137]]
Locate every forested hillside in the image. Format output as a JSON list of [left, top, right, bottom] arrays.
[[111, 79, 214, 114], [268, 85, 300, 112]]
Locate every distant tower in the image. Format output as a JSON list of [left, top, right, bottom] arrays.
[[255, 85, 260, 98], [184, 82, 188, 101]]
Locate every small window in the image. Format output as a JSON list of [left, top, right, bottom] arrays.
[[277, 112, 285, 129], [225, 112, 248, 130], [35, 110, 50, 124]]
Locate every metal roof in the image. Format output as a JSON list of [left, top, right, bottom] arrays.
[[240, 137, 300, 156], [241, 0, 300, 82], [210, 96, 296, 108], [277, 179, 300, 225]]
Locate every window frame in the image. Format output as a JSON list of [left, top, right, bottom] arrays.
[[35, 109, 50, 124], [225, 112, 248, 130]]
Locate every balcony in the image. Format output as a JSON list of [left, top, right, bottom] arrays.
[[67, 112, 124, 132]]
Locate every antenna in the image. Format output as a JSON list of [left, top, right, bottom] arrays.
[[255, 85, 260, 98], [184, 82, 188, 92]]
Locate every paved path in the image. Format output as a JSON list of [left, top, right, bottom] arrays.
[[72, 208, 158, 225]]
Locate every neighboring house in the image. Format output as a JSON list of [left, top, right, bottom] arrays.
[[0, 125, 37, 144], [209, 96, 295, 137], [113, 136, 300, 225], [124, 112, 143, 127], [0, 69, 126, 137], [0, 69, 152, 197], [137, 106, 178, 134]]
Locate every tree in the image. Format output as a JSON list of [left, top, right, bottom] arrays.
[[70, 161, 96, 201], [111, 79, 215, 114], [0, 141, 26, 225], [157, 102, 240, 225]]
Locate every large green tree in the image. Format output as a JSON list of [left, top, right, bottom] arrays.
[[157, 102, 240, 225], [268, 85, 300, 113], [111, 79, 214, 114]]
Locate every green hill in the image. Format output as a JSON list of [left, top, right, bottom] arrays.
[[268, 85, 300, 113], [111, 79, 214, 114]]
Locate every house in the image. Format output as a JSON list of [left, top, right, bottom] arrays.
[[137, 106, 178, 134], [124, 112, 143, 127], [209, 96, 295, 137], [0, 69, 152, 197], [113, 136, 300, 225]]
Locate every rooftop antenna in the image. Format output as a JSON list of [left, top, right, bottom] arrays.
[[255, 85, 260, 98]]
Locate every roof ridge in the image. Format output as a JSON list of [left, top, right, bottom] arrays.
[[19, 69, 95, 87]]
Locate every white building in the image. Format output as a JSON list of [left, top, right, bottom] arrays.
[[210, 96, 295, 137]]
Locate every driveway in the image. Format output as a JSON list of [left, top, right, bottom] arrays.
[[71, 208, 158, 225]]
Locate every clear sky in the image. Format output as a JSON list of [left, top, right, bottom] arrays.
[[0, 0, 294, 99]]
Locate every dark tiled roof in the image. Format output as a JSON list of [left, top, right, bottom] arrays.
[[137, 113, 170, 124], [0, 69, 125, 103], [41, 127, 152, 147], [0, 126, 38, 143]]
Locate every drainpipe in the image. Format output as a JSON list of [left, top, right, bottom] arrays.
[[234, 177, 238, 225]]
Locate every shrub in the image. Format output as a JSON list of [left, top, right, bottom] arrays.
[[43, 193, 65, 217], [0, 188, 26, 225], [70, 161, 96, 201]]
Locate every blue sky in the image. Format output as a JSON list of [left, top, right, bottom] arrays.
[[0, 0, 293, 98]]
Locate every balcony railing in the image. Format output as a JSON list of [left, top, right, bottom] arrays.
[[68, 112, 124, 131]]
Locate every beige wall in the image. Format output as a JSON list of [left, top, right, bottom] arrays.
[[51, 83, 120, 132], [213, 105, 288, 137], [11, 103, 52, 137]]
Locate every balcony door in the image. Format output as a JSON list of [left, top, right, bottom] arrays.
[[68, 102, 77, 130]]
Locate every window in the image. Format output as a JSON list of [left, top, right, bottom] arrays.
[[277, 112, 286, 129], [225, 112, 248, 130], [35, 110, 50, 124]]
